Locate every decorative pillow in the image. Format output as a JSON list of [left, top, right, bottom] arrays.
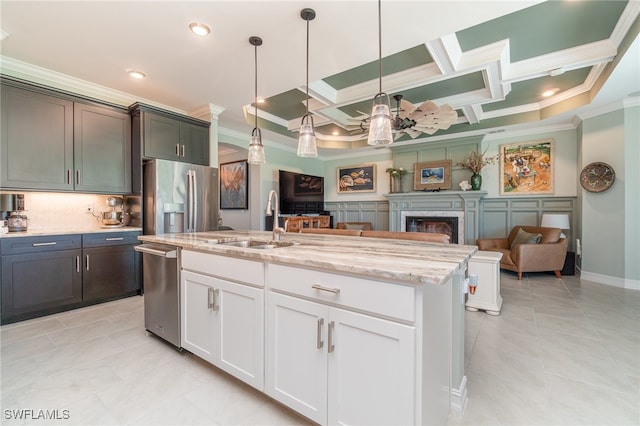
[[510, 228, 542, 249]]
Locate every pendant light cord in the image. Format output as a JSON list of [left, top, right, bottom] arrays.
[[378, 0, 382, 94], [305, 16, 310, 115], [254, 42, 258, 129]]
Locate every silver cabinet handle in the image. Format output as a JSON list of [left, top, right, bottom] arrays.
[[76, 170, 80, 185], [76, 256, 80, 273], [86, 254, 90, 271], [208, 287, 214, 309], [317, 318, 324, 349], [33, 242, 57, 247], [328, 321, 335, 353], [181, 144, 186, 157], [67, 169, 71, 184], [312, 284, 341, 294], [105, 237, 124, 241], [175, 144, 180, 156], [207, 288, 220, 311]]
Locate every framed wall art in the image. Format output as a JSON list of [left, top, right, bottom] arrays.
[[500, 139, 554, 195], [220, 160, 248, 209], [337, 164, 376, 193], [413, 160, 451, 191]]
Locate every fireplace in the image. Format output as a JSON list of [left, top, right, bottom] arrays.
[[401, 211, 465, 245]]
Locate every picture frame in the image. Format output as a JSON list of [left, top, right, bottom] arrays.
[[413, 160, 451, 191], [500, 139, 554, 195], [337, 164, 376, 193], [220, 160, 248, 209]]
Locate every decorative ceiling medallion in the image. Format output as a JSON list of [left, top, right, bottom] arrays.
[[580, 162, 615, 193]]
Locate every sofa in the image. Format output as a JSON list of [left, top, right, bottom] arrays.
[[476, 226, 568, 280], [297, 228, 451, 243]]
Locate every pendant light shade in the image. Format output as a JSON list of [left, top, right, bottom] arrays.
[[297, 8, 318, 158], [367, 0, 393, 146], [248, 36, 265, 164]]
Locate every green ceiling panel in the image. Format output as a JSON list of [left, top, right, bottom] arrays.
[[456, 1, 628, 62], [258, 89, 308, 120], [338, 72, 484, 117], [323, 44, 432, 90], [482, 67, 591, 112]]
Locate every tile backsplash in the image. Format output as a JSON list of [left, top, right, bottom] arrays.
[[1, 192, 132, 232]]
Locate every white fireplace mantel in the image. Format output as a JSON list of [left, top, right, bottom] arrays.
[[385, 191, 487, 245]]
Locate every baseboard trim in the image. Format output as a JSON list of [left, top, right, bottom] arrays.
[[451, 375, 468, 416], [579, 271, 640, 291]]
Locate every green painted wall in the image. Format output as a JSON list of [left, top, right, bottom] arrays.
[[624, 105, 640, 282]]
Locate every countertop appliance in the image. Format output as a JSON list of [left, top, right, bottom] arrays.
[[134, 243, 180, 348], [1, 193, 27, 232], [143, 159, 219, 235]]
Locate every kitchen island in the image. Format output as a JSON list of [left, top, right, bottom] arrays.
[[139, 230, 476, 425]]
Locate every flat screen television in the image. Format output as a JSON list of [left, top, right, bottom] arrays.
[[278, 170, 324, 215]]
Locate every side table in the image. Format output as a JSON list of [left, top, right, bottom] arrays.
[[466, 251, 503, 315]]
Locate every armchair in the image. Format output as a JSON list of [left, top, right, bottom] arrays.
[[476, 226, 568, 280]]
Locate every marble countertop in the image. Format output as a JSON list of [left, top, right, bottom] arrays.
[[0, 227, 142, 238], [139, 230, 477, 286]]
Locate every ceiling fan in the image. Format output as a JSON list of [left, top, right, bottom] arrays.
[[347, 94, 458, 140]]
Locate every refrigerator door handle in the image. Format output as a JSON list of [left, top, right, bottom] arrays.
[[186, 170, 194, 232], [192, 170, 198, 231]]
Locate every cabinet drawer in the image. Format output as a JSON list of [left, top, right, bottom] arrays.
[[1, 234, 82, 255], [82, 231, 141, 247], [182, 250, 264, 287], [267, 263, 415, 322]]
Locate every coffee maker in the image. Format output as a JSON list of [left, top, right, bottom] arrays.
[[0, 193, 28, 232]]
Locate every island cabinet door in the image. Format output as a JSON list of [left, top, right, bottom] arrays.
[[265, 292, 329, 425], [181, 270, 264, 390], [327, 308, 416, 426]]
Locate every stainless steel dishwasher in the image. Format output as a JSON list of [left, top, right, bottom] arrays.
[[134, 244, 180, 349]]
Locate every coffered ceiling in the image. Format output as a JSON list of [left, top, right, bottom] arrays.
[[1, 1, 638, 158]]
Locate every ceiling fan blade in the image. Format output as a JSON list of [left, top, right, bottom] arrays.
[[406, 128, 423, 138], [394, 130, 406, 141], [398, 99, 416, 118]]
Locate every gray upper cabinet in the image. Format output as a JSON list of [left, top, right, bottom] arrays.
[[74, 102, 131, 193], [131, 103, 210, 166], [1, 81, 132, 194], [1, 85, 74, 190]]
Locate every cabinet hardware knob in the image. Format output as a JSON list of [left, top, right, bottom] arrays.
[[311, 284, 340, 294], [317, 318, 324, 349]]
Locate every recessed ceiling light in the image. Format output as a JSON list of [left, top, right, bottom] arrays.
[[542, 88, 558, 97], [128, 70, 146, 79], [189, 22, 211, 37], [332, 131, 340, 136], [257, 98, 265, 104]]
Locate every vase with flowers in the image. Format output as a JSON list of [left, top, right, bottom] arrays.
[[385, 167, 407, 193], [457, 149, 499, 190]]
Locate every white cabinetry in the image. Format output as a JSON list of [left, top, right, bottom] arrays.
[[181, 251, 264, 390], [266, 265, 416, 425]]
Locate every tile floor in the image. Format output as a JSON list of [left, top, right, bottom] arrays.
[[1, 272, 638, 425]]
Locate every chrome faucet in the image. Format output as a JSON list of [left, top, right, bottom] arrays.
[[265, 189, 285, 241]]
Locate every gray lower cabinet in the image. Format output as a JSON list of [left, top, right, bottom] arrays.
[[1, 234, 83, 324], [0, 231, 141, 324], [82, 232, 141, 303], [1, 81, 132, 194]]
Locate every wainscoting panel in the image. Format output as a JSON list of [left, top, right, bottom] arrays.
[[324, 201, 389, 230], [480, 197, 576, 250]]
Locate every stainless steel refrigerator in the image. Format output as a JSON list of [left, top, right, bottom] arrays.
[[143, 159, 219, 235], [138, 159, 218, 348]]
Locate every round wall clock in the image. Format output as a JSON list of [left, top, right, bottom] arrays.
[[580, 162, 615, 193]]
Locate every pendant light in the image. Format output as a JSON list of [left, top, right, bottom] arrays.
[[248, 36, 266, 164], [367, 0, 393, 146], [297, 8, 318, 157]]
